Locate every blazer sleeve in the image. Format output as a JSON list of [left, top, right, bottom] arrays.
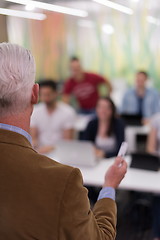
[[104, 119, 125, 158], [59, 168, 117, 240]]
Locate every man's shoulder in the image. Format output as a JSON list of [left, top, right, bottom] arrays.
[[114, 117, 125, 128], [32, 150, 75, 178], [65, 77, 75, 84], [57, 102, 76, 115], [87, 117, 98, 127], [86, 72, 102, 79], [146, 87, 158, 95]]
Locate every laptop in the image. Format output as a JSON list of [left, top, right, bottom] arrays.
[[53, 140, 97, 167], [130, 153, 160, 171], [121, 114, 142, 126]]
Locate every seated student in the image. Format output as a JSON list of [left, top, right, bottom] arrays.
[[121, 71, 160, 124], [30, 80, 76, 154], [83, 97, 125, 158], [63, 57, 112, 114], [147, 113, 160, 240]]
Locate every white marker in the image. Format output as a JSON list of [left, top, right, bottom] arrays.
[[117, 142, 128, 167]]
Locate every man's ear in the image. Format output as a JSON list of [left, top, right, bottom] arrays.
[[31, 84, 39, 104]]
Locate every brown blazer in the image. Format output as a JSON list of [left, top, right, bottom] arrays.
[[0, 129, 117, 240]]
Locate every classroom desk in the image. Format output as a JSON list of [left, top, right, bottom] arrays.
[[47, 153, 160, 194]]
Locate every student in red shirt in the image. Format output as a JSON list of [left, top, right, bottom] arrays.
[[63, 57, 112, 114]]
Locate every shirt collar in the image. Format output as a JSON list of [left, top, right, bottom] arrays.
[[0, 123, 32, 144]]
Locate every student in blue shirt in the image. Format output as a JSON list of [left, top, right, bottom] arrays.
[[121, 71, 160, 123]]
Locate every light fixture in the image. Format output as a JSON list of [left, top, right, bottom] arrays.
[[102, 24, 114, 34], [147, 16, 160, 26], [93, 0, 133, 15], [0, 7, 46, 20], [25, 1, 35, 11], [6, 0, 88, 17]]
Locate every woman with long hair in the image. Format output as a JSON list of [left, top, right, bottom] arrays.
[[84, 97, 125, 158]]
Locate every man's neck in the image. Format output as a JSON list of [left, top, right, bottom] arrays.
[[46, 102, 57, 113], [136, 86, 145, 97], [0, 112, 30, 133], [74, 72, 84, 82]]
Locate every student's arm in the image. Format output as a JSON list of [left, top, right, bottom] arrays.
[[62, 108, 76, 140], [97, 75, 112, 96], [59, 158, 127, 240], [63, 128, 75, 140], [30, 127, 55, 154], [104, 78, 112, 95], [62, 80, 73, 105], [147, 127, 157, 154], [83, 120, 96, 142]]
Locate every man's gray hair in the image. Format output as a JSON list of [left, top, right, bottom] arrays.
[[0, 43, 36, 117]]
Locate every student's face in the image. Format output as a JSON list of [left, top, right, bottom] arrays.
[[96, 99, 113, 121], [135, 73, 147, 89], [70, 60, 82, 78], [39, 87, 57, 106]]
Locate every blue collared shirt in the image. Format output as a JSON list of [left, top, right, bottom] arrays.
[[0, 123, 32, 144], [0, 123, 115, 201], [120, 88, 160, 118], [98, 187, 115, 201]]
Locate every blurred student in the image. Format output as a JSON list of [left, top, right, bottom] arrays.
[[63, 57, 112, 114], [121, 71, 160, 123], [83, 97, 125, 158], [30, 80, 76, 154], [0, 42, 127, 240], [147, 113, 160, 240]]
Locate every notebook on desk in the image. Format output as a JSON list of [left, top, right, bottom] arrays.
[[53, 140, 98, 167], [130, 153, 160, 171], [121, 114, 142, 126]]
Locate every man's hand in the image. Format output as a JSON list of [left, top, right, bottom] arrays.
[[103, 157, 127, 189], [94, 148, 105, 159]]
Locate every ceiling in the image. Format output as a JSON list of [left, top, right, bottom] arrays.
[[0, 0, 160, 19]]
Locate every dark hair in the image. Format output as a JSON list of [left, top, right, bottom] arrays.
[[39, 79, 57, 91], [97, 97, 116, 136], [70, 56, 79, 62], [137, 71, 148, 78]]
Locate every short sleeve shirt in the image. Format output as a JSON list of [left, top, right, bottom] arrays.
[[30, 102, 76, 146], [63, 72, 105, 110]]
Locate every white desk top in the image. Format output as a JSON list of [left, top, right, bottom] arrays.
[[47, 153, 160, 194]]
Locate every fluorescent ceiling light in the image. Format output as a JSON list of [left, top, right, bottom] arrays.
[[25, 1, 35, 11], [147, 16, 160, 26], [0, 7, 46, 20], [6, 0, 88, 17], [102, 24, 114, 34], [78, 21, 114, 35], [93, 0, 133, 15]]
